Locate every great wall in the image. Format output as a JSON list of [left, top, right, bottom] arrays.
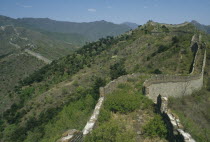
[[57, 34, 206, 142]]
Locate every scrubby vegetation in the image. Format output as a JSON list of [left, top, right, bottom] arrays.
[[104, 83, 150, 113], [1, 21, 207, 142], [85, 80, 167, 142], [142, 115, 167, 139], [85, 120, 136, 142]]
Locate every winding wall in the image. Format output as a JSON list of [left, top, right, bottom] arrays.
[[143, 35, 206, 142], [58, 34, 205, 142], [143, 35, 206, 103]]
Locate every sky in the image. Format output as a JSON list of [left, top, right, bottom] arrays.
[[0, 0, 210, 25]]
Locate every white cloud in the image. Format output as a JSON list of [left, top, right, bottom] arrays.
[[88, 8, 96, 12], [107, 6, 112, 9], [144, 6, 148, 9], [16, 3, 32, 8]]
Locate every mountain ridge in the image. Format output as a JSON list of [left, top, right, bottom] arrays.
[[0, 15, 131, 42], [191, 20, 210, 34]]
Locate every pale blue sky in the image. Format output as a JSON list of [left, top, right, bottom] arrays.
[[0, 0, 210, 25]]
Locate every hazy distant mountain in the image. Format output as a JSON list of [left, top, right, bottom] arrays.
[[191, 20, 210, 34], [0, 15, 130, 41], [122, 22, 139, 29]]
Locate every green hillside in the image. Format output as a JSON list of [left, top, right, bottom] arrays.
[[0, 21, 209, 142], [0, 25, 78, 114]]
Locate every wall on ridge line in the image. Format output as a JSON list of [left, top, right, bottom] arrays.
[[100, 73, 142, 97], [57, 73, 143, 142], [145, 75, 203, 102], [143, 41, 206, 103]]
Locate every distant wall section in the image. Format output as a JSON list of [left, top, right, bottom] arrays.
[[143, 35, 206, 102]]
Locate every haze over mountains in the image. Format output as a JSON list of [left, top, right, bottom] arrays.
[[0, 15, 132, 43]]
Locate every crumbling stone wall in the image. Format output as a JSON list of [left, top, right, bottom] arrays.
[[158, 96, 196, 142]]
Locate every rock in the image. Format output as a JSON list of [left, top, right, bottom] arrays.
[[137, 131, 142, 135]]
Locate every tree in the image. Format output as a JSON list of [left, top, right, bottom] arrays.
[[93, 77, 106, 99], [110, 60, 127, 80], [172, 36, 179, 44]]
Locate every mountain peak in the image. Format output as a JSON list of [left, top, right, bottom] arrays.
[[122, 22, 139, 29]]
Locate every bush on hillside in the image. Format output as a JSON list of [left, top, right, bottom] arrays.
[[152, 69, 162, 74], [98, 108, 111, 124], [172, 36, 179, 44], [85, 120, 135, 142], [110, 60, 127, 80], [92, 77, 106, 99], [143, 115, 167, 139], [104, 89, 141, 114]]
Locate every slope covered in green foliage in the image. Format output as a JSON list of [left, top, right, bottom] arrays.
[[0, 21, 209, 142], [0, 25, 77, 113]]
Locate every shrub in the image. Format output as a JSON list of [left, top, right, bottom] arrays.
[[172, 36, 179, 44], [92, 77, 106, 99], [85, 120, 135, 142], [110, 60, 127, 80], [104, 89, 141, 114], [152, 69, 162, 74], [98, 108, 111, 123], [143, 115, 167, 139], [161, 25, 169, 33]]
